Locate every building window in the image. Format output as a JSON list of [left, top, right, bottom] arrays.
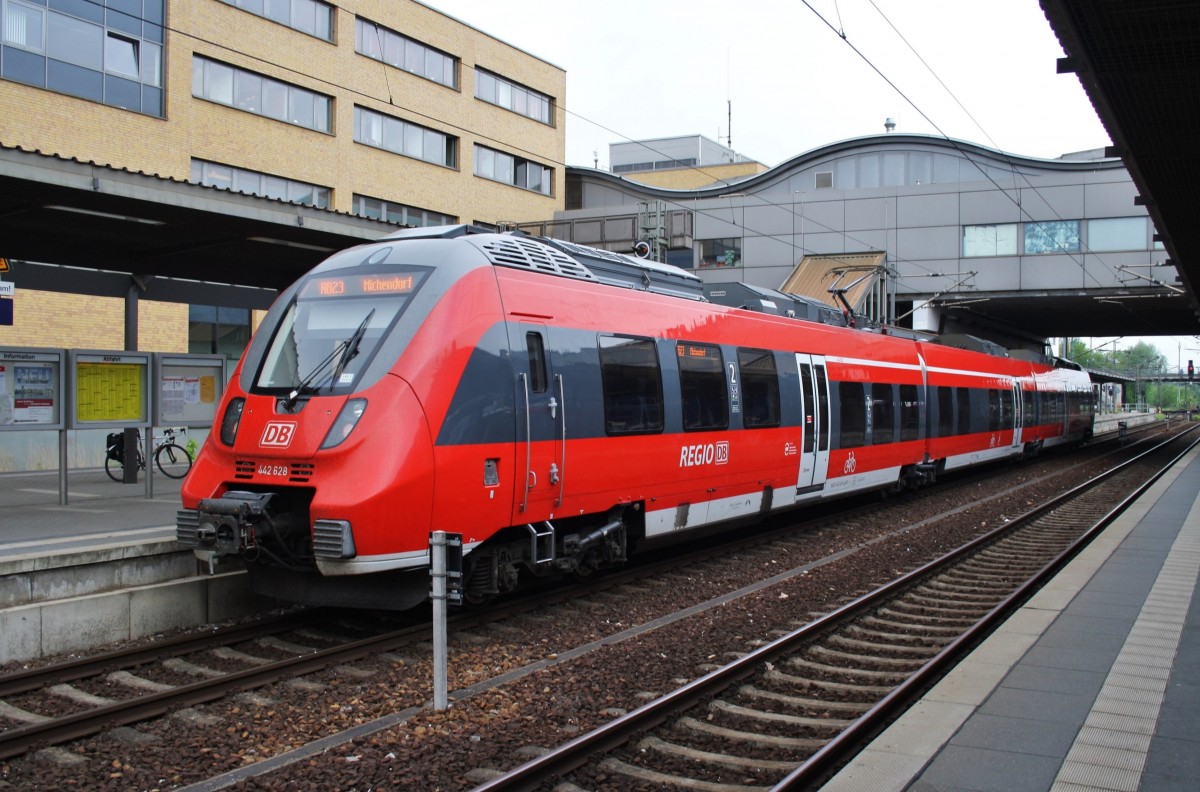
[[1024, 219, 1080, 255], [190, 305, 251, 361], [599, 335, 663, 436], [814, 171, 833, 189], [666, 248, 695, 270], [190, 159, 331, 209], [1, 0, 164, 116], [192, 56, 331, 133], [699, 238, 741, 269], [3, 2, 43, 50], [612, 158, 697, 174], [474, 144, 552, 195], [355, 17, 457, 88], [219, 0, 334, 41], [353, 106, 457, 168], [962, 224, 1018, 257], [352, 194, 455, 227], [1088, 217, 1147, 252], [474, 68, 553, 124]]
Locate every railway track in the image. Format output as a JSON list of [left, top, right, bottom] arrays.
[[472, 426, 1199, 791], [0, 423, 1186, 785]]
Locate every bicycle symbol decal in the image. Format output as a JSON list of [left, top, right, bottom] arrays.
[[843, 451, 857, 475]]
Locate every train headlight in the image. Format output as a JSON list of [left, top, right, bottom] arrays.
[[219, 397, 245, 446], [321, 398, 367, 449]]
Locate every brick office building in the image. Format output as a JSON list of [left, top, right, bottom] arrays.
[[0, 0, 565, 357]]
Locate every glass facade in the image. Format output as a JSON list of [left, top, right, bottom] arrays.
[[475, 68, 552, 125], [963, 224, 1018, 257], [355, 17, 457, 89], [1088, 216, 1147, 252], [1024, 220, 1080, 255], [352, 194, 455, 227], [219, 0, 334, 41], [353, 106, 457, 168], [193, 56, 332, 134], [189, 305, 250, 361], [1, 0, 164, 116], [190, 159, 331, 209], [473, 144, 552, 195], [699, 238, 741, 269]]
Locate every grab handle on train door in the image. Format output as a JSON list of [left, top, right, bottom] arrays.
[[555, 373, 565, 507], [520, 373, 531, 513]]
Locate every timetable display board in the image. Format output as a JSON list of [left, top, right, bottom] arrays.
[[0, 347, 65, 430], [70, 350, 151, 428], [154, 354, 227, 426]]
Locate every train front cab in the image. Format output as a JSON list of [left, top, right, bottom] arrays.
[[178, 235, 510, 609]]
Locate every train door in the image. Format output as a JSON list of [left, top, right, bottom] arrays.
[[796, 353, 830, 496], [1011, 382, 1023, 449], [515, 323, 565, 522]]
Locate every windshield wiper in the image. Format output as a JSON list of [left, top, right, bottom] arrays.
[[282, 340, 346, 410], [282, 309, 377, 411], [331, 309, 375, 387]]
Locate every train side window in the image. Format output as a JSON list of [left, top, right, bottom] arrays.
[[988, 389, 1001, 432], [800, 364, 815, 450], [900, 384, 920, 442], [937, 386, 954, 437], [599, 335, 664, 435], [525, 332, 547, 393], [678, 342, 728, 431], [871, 383, 895, 444], [1023, 388, 1036, 425], [956, 388, 972, 435], [738, 348, 780, 429], [838, 382, 866, 448], [1002, 388, 1015, 430]]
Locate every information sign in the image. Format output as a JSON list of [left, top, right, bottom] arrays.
[[154, 354, 226, 426], [0, 348, 64, 428], [70, 351, 150, 427]]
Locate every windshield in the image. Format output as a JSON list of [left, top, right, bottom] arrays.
[[255, 268, 428, 393]]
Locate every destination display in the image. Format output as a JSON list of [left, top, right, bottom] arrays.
[[301, 272, 422, 299]]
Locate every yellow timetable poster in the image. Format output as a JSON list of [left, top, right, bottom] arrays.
[[77, 362, 145, 422]]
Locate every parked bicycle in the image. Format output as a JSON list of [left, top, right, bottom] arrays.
[[105, 427, 193, 481]]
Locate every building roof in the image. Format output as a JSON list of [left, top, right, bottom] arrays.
[[1041, 0, 1200, 321], [0, 145, 393, 308]]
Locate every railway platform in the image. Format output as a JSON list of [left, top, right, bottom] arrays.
[[0, 469, 258, 665], [823, 444, 1200, 792]]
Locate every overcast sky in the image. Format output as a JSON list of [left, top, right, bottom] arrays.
[[429, 0, 1111, 167], [426, 0, 1196, 366]]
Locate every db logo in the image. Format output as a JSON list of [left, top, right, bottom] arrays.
[[260, 421, 297, 448], [843, 451, 857, 475]]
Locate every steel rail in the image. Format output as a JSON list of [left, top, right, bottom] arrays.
[[470, 426, 1199, 792], [0, 608, 329, 698], [0, 423, 1177, 764]]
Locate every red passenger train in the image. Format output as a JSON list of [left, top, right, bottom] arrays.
[[177, 226, 1094, 609]]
